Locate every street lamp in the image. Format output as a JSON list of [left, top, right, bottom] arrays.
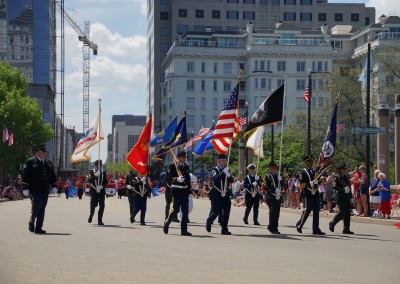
[[307, 72, 312, 155]]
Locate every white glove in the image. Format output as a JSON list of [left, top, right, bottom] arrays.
[[96, 189, 101, 193], [309, 181, 314, 187], [126, 185, 133, 190], [177, 176, 185, 183], [278, 176, 282, 181], [345, 186, 350, 194], [275, 188, 281, 200], [140, 177, 147, 183], [255, 175, 260, 181], [97, 185, 103, 190], [94, 170, 101, 177], [252, 182, 258, 187], [223, 167, 230, 177]]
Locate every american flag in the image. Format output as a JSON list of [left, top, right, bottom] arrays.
[[211, 83, 240, 154], [303, 86, 310, 104], [198, 127, 211, 137], [8, 132, 14, 146], [336, 123, 345, 133], [2, 122, 9, 143], [239, 115, 247, 127], [184, 135, 202, 150]]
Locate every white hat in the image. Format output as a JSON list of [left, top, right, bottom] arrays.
[[247, 163, 256, 170]]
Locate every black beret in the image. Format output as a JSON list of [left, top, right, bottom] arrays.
[[217, 153, 226, 159], [268, 161, 277, 167], [177, 151, 187, 158], [337, 162, 347, 170], [35, 144, 46, 152], [303, 155, 313, 162], [94, 159, 103, 165]]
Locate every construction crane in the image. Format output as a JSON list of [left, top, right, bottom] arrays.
[[56, 2, 98, 133]]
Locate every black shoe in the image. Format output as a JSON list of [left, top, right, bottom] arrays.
[[329, 222, 335, 232], [243, 218, 249, 225], [34, 229, 46, 234], [172, 218, 180, 223], [206, 220, 212, 233], [296, 225, 302, 234], [130, 216, 135, 224], [254, 221, 261, 226], [187, 219, 191, 223], [140, 222, 146, 226], [181, 231, 192, 236], [88, 214, 93, 224], [29, 222, 34, 232], [313, 231, 326, 236], [98, 221, 104, 226], [163, 223, 169, 234], [221, 230, 232, 235], [272, 230, 281, 234], [343, 230, 354, 234]]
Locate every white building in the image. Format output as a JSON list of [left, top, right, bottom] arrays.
[[113, 122, 143, 163]]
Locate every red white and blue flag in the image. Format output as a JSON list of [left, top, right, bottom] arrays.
[[3, 122, 9, 143], [211, 83, 240, 154], [8, 131, 14, 146]]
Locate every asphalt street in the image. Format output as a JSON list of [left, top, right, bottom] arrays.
[[0, 195, 399, 284]]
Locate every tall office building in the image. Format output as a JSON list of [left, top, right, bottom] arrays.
[[0, 0, 57, 162], [147, 0, 375, 134]]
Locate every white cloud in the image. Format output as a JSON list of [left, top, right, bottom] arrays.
[[366, 0, 400, 19]]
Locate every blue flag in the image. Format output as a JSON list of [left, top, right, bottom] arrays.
[[192, 131, 214, 157], [150, 115, 178, 147], [153, 115, 187, 160], [316, 97, 338, 178], [358, 54, 373, 85]]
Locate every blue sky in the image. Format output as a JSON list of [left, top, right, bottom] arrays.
[[58, 0, 398, 162]]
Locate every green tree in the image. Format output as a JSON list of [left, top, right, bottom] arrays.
[[106, 161, 130, 177], [0, 61, 53, 178]]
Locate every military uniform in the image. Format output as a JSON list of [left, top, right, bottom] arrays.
[[163, 152, 192, 236], [88, 160, 108, 225], [329, 163, 353, 234], [243, 164, 262, 225], [264, 163, 283, 234], [206, 154, 234, 235], [125, 171, 137, 222], [130, 176, 151, 226], [23, 145, 56, 234], [296, 155, 325, 235]]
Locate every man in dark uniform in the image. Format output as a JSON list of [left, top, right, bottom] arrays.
[[206, 153, 234, 235], [163, 151, 192, 236], [23, 144, 57, 234], [295, 155, 325, 235], [125, 168, 137, 223], [264, 161, 283, 234], [125, 168, 151, 225], [163, 170, 179, 222], [88, 159, 108, 225], [329, 163, 354, 234], [243, 163, 261, 226]]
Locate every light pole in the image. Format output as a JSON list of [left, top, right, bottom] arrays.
[[245, 101, 249, 171], [307, 72, 312, 156], [366, 42, 371, 187]]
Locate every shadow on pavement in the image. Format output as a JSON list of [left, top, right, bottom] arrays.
[[233, 233, 300, 240], [94, 224, 136, 230], [38, 233, 72, 236]]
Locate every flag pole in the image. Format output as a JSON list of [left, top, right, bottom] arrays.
[[97, 99, 102, 186], [278, 78, 287, 180]]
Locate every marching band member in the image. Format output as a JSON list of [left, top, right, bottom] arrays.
[[243, 163, 261, 226], [88, 159, 108, 225], [264, 161, 283, 234]]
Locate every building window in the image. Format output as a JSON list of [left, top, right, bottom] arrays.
[[284, 12, 296, 21], [223, 81, 232, 92], [277, 61, 286, 72], [260, 60, 265, 71], [272, 0, 280, 4], [187, 62, 195, 72], [212, 10, 220, 19], [260, 0, 268, 4], [160, 43, 169, 52], [187, 115, 195, 127], [186, 80, 195, 91], [351, 13, 359, 22], [201, 98, 206, 110], [128, 135, 136, 150], [365, 17, 370, 26], [160, 27, 169, 36], [301, 0, 312, 4], [227, 11, 239, 19], [213, 80, 218, 91], [201, 62, 206, 73], [160, 12, 169, 20], [195, 9, 204, 18], [254, 78, 259, 89], [284, 0, 296, 4], [300, 13, 312, 21], [201, 80, 206, 91], [227, 0, 239, 2], [331, 41, 342, 49], [255, 60, 258, 71], [177, 24, 189, 34], [296, 79, 306, 90], [244, 0, 255, 3], [213, 62, 218, 73], [261, 78, 267, 89], [179, 9, 187, 17], [318, 13, 326, 21], [160, 0, 169, 4], [335, 13, 343, 22], [243, 11, 255, 20], [297, 61, 305, 72], [201, 115, 206, 126], [194, 25, 205, 32], [277, 79, 285, 87], [223, 63, 232, 74], [213, 98, 218, 110], [186, 97, 195, 109]]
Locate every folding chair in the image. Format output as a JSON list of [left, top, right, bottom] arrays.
[[391, 194, 400, 218]]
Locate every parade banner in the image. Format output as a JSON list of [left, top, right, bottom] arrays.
[[71, 106, 104, 163], [243, 84, 284, 136], [150, 115, 177, 147], [127, 115, 152, 176]]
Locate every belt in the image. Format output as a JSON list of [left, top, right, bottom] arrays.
[[172, 184, 188, 189]]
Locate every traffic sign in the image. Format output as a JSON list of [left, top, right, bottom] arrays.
[[351, 127, 386, 135]]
